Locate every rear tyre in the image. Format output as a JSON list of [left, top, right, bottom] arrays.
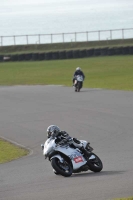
[[87, 153, 103, 172], [51, 157, 73, 177]]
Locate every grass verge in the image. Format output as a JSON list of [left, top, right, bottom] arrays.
[[1, 39, 133, 54], [113, 197, 133, 200], [0, 138, 29, 164], [0, 55, 133, 90]]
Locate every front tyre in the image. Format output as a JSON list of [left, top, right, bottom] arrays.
[[77, 82, 82, 92], [87, 153, 103, 172], [51, 157, 73, 177], [53, 169, 60, 175]]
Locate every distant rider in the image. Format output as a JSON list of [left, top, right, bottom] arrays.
[[72, 67, 85, 86]]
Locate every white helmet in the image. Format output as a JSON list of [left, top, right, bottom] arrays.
[[76, 67, 81, 71], [47, 125, 60, 138]]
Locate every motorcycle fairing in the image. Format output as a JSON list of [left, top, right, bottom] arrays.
[[43, 138, 56, 157], [55, 146, 87, 170], [76, 75, 84, 82]]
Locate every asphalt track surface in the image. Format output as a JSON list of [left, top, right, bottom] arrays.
[[0, 85, 133, 200]]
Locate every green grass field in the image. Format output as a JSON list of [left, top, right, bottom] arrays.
[[113, 197, 133, 200], [0, 139, 29, 164], [0, 55, 133, 90], [1, 39, 133, 54]]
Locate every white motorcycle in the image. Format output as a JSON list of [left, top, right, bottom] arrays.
[[74, 75, 84, 92], [41, 137, 103, 177]]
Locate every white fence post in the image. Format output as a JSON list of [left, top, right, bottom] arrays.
[[122, 29, 124, 39], [1, 36, 3, 46], [14, 36, 16, 45], [86, 31, 88, 42], [26, 35, 28, 45]]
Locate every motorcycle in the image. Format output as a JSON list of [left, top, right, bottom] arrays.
[[74, 75, 84, 92], [41, 137, 103, 177]]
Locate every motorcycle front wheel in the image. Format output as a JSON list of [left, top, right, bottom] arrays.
[[87, 153, 103, 172], [51, 157, 73, 177], [77, 82, 82, 92]]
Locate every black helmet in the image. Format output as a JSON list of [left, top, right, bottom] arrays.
[[46, 125, 60, 138]]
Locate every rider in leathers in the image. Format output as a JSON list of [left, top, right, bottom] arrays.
[[46, 125, 89, 156], [73, 67, 85, 86]]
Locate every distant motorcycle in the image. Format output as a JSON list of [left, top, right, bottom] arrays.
[[74, 75, 84, 92], [41, 137, 103, 177]]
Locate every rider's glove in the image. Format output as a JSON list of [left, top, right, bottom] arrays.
[[58, 137, 72, 145], [66, 136, 72, 142], [58, 139, 67, 145], [60, 131, 69, 137]]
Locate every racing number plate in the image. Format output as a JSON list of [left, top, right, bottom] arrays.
[[74, 156, 83, 163], [69, 152, 84, 163]]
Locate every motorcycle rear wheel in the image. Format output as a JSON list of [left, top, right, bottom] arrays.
[[51, 157, 73, 177], [87, 153, 103, 172]]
